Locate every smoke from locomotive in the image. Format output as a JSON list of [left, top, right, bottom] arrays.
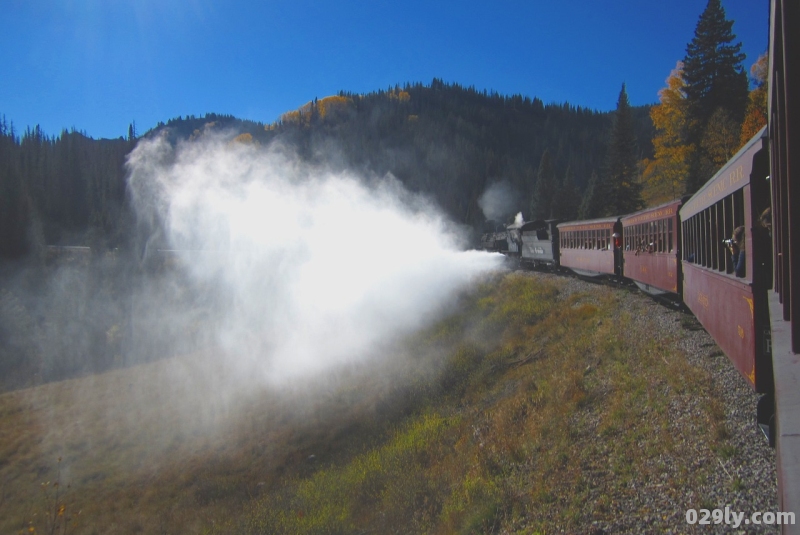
[[126, 134, 503, 386]]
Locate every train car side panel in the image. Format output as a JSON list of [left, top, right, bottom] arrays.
[[557, 218, 621, 277], [683, 264, 760, 389], [621, 200, 682, 295]]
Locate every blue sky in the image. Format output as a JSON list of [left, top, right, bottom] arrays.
[[1, 0, 769, 140]]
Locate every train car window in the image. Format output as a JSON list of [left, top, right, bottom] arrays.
[[682, 221, 689, 261], [710, 203, 718, 270], [708, 209, 715, 268], [701, 212, 707, 266], [653, 221, 659, 252], [696, 215, 702, 264], [641, 224, 646, 251], [702, 211, 708, 267], [685, 219, 692, 261], [714, 200, 724, 271], [697, 213, 704, 266], [707, 206, 714, 269], [723, 196, 734, 274], [658, 220, 663, 252], [668, 218, 673, 252], [656, 220, 662, 252]]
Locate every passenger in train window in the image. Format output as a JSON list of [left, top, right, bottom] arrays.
[[759, 207, 772, 236], [728, 226, 746, 278], [757, 208, 773, 288]]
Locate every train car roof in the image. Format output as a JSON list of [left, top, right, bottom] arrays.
[[557, 216, 620, 229], [621, 198, 683, 225], [680, 126, 768, 220]]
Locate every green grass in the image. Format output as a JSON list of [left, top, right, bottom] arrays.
[[0, 272, 737, 534]]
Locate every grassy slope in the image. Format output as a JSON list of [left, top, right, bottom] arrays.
[[1, 272, 732, 534]]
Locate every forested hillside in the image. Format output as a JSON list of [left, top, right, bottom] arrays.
[[0, 81, 654, 260], [262, 80, 654, 226]]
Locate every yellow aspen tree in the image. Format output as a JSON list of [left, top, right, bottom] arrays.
[[739, 52, 768, 147], [641, 62, 694, 206]]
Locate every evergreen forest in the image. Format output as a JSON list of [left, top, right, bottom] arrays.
[[0, 84, 655, 262]]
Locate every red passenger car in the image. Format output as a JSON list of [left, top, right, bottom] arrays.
[[557, 217, 622, 277], [680, 128, 772, 393], [621, 199, 682, 296]]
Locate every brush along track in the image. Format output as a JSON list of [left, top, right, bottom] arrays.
[[526, 270, 778, 534]]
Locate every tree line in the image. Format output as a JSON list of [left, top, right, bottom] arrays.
[[639, 0, 768, 206]]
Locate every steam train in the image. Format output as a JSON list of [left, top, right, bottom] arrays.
[[482, 0, 799, 522]]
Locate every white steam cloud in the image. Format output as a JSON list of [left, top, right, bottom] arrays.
[[127, 135, 503, 385], [477, 180, 517, 221]]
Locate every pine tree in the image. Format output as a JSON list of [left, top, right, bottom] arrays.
[[553, 166, 580, 220], [579, 170, 604, 219], [604, 84, 643, 215], [682, 0, 749, 193], [530, 149, 557, 220], [641, 62, 694, 206]]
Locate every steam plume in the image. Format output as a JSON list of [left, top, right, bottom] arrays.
[[477, 181, 517, 221], [126, 134, 503, 385]]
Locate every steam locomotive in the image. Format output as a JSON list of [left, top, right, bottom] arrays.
[[484, 0, 799, 521]]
